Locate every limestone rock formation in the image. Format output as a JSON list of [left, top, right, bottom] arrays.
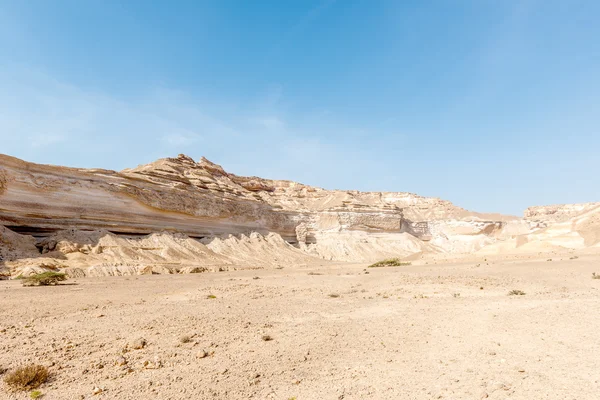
[[0, 153, 297, 240], [525, 202, 600, 224], [0, 153, 598, 276], [0, 153, 506, 244]]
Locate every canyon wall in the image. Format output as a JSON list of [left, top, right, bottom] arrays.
[[1, 153, 508, 245], [1, 153, 597, 277], [0, 154, 298, 240]]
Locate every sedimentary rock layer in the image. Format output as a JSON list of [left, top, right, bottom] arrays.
[[0, 154, 299, 240], [2, 153, 596, 276], [1, 153, 502, 244]]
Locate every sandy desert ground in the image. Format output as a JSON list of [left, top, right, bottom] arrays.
[[2, 252, 600, 400]]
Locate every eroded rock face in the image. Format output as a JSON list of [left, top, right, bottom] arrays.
[[0, 169, 7, 194], [2, 153, 596, 273], [1, 153, 486, 242], [525, 203, 600, 224], [0, 154, 298, 240]]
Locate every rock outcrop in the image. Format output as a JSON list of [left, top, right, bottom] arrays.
[[0, 154, 300, 240], [1, 153, 597, 276], [0, 153, 508, 243], [525, 202, 600, 225]]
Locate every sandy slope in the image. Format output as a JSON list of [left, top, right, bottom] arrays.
[[3, 213, 600, 278], [1, 253, 600, 399]]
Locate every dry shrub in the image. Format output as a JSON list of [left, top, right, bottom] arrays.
[[22, 272, 67, 287], [179, 335, 192, 344], [508, 290, 526, 296], [4, 365, 49, 391], [368, 258, 411, 268]]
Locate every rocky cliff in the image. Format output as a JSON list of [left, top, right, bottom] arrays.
[[1, 153, 597, 277], [0, 153, 509, 244], [0, 154, 300, 240]]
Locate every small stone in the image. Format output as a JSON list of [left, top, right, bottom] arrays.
[[197, 350, 208, 359], [116, 356, 128, 366], [143, 356, 162, 369], [92, 387, 103, 395], [130, 337, 147, 350], [491, 381, 511, 391]]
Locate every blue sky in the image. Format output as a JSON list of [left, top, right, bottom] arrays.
[[0, 0, 598, 215]]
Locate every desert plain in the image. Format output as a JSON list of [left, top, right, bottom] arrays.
[[2, 252, 600, 400]]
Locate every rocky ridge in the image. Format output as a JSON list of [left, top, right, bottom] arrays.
[[1, 153, 598, 277]]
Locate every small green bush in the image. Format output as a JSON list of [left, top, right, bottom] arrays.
[[592, 273, 600, 280], [368, 258, 411, 268], [508, 290, 526, 296], [22, 272, 67, 287]]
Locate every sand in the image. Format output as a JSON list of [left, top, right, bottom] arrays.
[[2, 253, 600, 399]]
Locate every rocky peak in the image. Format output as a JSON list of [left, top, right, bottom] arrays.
[[197, 156, 228, 177], [175, 154, 196, 164]]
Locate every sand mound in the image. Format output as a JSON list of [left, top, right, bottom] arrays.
[[570, 205, 600, 246], [3, 198, 600, 278], [476, 206, 600, 256], [0, 225, 40, 278], [0, 225, 39, 261], [300, 231, 433, 262], [2, 228, 323, 277], [35, 229, 231, 267], [203, 232, 316, 267]]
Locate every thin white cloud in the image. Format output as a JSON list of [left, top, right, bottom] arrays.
[[162, 131, 202, 146], [0, 66, 241, 167], [0, 64, 390, 194], [0, 65, 335, 173], [252, 116, 285, 131], [28, 133, 66, 147]]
